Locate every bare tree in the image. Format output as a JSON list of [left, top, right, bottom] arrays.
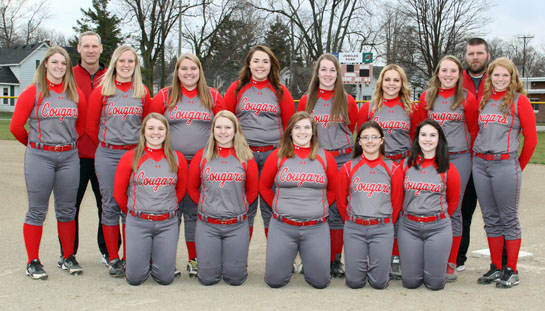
[[0, 0, 49, 47], [489, 36, 545, 77]]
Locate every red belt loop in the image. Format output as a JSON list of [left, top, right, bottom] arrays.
[[349, 215, 391, 226], [475, 153, 510, 161], [29, 142, 74, 152], [101, 142, 138, 150], [273, 213, 327, 227], [402, 211, 445, 223], [198, 213, 247, 225], [129, 210, 176, 221], [326, 147, 353, 157], [249, 145, 275, 153]]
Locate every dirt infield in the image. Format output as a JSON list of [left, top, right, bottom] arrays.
[[1, 140, 543, 310]]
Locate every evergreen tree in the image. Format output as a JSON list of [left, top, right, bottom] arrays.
[[264, 16, 291, 70], [70, 0, 123, 65]]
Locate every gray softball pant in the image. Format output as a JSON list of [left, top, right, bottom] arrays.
[[125, 215, 179, 285], [265, 218, 331, 289], [195, 218, 249, 286], [398, 215, 452, 290], [472, 155, 521, 240], [247, 149, 273, 228], [24, 147, 79, 225], [449, 152, 472, 237], [328, 153, 351, 230], [343, 220, 394, 289], [177, 161, 197, 242], [95, 146, 128, 226]]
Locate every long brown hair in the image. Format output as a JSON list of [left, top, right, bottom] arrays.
[[100, 45, 146, 98], [371, 64, 412, 114], [204, 110, 253, 162], [33, 46, 79, 102], [481, 57, 526, 116], [426, 55, 465, 111], [132, 113, 178, 172], [305, 54, 349, 126], [278, 111, 319, 160], [167, 53, 213, 111], [235, 45, 284, 102]]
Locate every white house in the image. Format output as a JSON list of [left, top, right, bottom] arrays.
[[0, 42, 49, 111]]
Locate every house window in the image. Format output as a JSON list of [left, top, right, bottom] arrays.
[[2, 87, 8, 105], [10, 85, 14, 106]]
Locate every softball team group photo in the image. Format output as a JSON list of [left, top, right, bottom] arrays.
[[9, 31, 537, 292]]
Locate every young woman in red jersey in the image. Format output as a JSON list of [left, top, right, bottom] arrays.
[[222, 45, 295, 239], [298, 53, 358, 278], [149, 53, 223, 278], [87, 45, 152, 278], [114, 113, 187, 285], [187, 110, 258, 286], [417, 55, 479, 282], [10, 47, 86, 279], [473, 57, 537, 289], [357, 64, 419, 279], [337, 121, 403, 289]]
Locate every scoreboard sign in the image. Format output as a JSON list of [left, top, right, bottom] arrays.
[[341, 63, 373, 84]]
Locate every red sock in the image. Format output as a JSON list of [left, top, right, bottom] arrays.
[[506, 239, 521, 273], [264, 227, 269, 239], [448, 236, 462, 264], [392, 238, 400, 256], [102, 224, 120, 261], [122, 223, 126, 261], [186, 241, 196, 261], [487, 236, 504, 268], [249, 226, 254, 241], [57, 220, 76, 259], [330, 229, 343, 262], [23, 223, 43, 264]]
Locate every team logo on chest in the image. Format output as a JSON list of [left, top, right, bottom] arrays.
[[106, 101, 143, 120], [168, 106, 211, 124], [479, 113, 508, 128], [428, 111, 464, 125], [40, 102, 78, 122], [404, 175, 442, 196], [279, 167, 325, 186], [204, 167, 243, 187], [351, 177, 390, 197], [372, 116, 409, 133], [136, 171, 177, 191], [312, 112, 344, 128], [239, 97, 278, 116]]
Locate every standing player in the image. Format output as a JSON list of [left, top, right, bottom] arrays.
[[259, 112, 337, 289], [297, 54, 358, 278], [357, 64, 418, 279], [187, 111, 258, 286], [87, 45, 152, 277], [337, 121, 403, 289], [114, 113, 187, 285], [399, 119, 460, 290], [10, 47, 86, 279], [417, 55, 479, 281], [457, 38, 492, 271], [473, 57, 537, 288], [57, 31, 110, 267], [150, 53, 222, 278], [222, 45, 295, 239]]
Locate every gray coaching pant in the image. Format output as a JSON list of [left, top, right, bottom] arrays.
[[195, 218, 249, 286], [472, 155, 522, 240], [265, 218, 331, 289], [449, 152, 472, 237], [95, 146, 127, 226], [177, 162, 197, 243], [24, 147, 79, 225], [247, 150, 274, 228], [125, 215, 179, 286], [398, 215, 452, 290], [343, 220, 393, 289]]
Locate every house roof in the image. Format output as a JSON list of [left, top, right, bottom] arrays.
[[0, 66, 19, 84], [0, 42, 49, 66]]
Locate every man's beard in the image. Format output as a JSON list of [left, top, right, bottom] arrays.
[[467, 62, 487, 75]]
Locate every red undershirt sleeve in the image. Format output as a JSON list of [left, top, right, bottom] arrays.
[[390, 161, 404, 224], [220, 81, 239, 113], [113, 150, 134, 215], [279, 85, 295, 130], [245, 158, 259, 206], [187, 149, 204, 205], [211, 88, 224, 115], [464, 92, 479, 149], [297, 95, 308, 112], [149, 88, 168, 115], [86, 87, 104, 146], [259, 149, 280, 208], [142, 87, 152, 118], [446, 164, 461, 217], [336, 162, 351, 222], [348, 95, 358, 132], [324, 150, 338, 206], [10, 85, 37, 145], [175, 151, 188, 203], [356, 102, 370, 131], [517, 95, 537, 171]]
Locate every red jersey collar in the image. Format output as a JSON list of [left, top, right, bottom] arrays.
[[293, 144, 311, 158], [217, 146, 235, 157], [250, 78, 270, 88], [115, 80, 133, 92], [318, 88, 335, 100], [181, 84, 198, 98], [145, 146, 166, 161], [491, 89, 507, 100], [438, 86, 456, 98], [382, 96, 401, 108], [46, 79, 64, 93]]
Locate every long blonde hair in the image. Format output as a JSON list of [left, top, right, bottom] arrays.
[[278, 111, 319, 160], [204, 110, 253, 162], [425, 55, 465, 111], [132, 113, 178, 173], [372, 64, 412, 114], [167, 53, 213, 111], [481, 57, 526, 116], [304, 54, 349, 126], [33, 46, 79, 102], [100, 45, 146, 98]]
